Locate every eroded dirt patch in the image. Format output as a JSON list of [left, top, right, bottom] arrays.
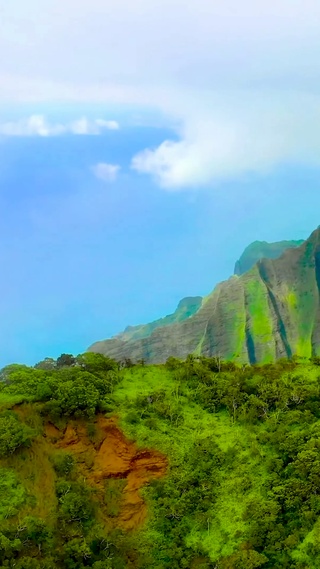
[[45, 416, 167, 529]]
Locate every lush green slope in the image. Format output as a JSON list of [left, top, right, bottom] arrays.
[[2, 352, 320, 568], [234, 239, 304, 275], [89, 228, 320, 365]]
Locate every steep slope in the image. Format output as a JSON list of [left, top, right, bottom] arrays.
[[116, 296, 202, 342], [88, 228, 320, 364], [234, 239, 304, 275]]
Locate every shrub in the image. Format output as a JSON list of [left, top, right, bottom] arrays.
[[51, 452, 74, 476], [0, 412, 34, 457]]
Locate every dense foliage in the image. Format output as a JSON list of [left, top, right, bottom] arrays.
[[1, 352, 320, 567]]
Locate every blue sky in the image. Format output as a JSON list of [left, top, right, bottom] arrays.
[[1, 1, 320, 365]]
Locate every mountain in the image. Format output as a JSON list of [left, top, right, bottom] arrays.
[[92, 239, 303, 351], [234, 239, 304, 275], [88, 228, 320, 364], [115, 296, 202, 342]]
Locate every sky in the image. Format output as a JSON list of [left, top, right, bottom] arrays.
[[1, 0, 320, 365]]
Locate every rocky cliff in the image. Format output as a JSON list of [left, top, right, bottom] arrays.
[[88, 229, 320, 364]]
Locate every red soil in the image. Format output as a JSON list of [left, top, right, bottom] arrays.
[[44, 416, 167, 530]]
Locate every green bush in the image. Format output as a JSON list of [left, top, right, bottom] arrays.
[[56, 480, 94, 526], [51, 452, 74, 476], [0, 412, 34, 457]]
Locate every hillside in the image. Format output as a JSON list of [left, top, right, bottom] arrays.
[[89, 228, 319, 365], [2, 354, 320, 567], [234, 239, 304, 275]]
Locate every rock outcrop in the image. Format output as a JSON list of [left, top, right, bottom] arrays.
[[88, 228, 320, 364]]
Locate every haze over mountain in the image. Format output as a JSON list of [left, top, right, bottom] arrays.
[[89, 229, 320, 364]]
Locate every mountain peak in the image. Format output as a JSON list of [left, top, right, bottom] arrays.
[[234, 238, 304, 275]]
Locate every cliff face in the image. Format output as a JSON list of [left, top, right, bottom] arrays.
[[234, 239, 304, 275], [88, 229, 320, 364]]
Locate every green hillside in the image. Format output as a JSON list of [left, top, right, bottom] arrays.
[[2, 352, 320, 568]]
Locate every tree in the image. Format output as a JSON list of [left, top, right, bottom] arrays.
[[22, 516, 51, 548], [0, 532, 21, 563], [63, 538, 92, 569], [34, 358, 56, 370], [57, 480, 94, 524], [76, 352, 118, 374], [0, 413, 34, 457], [45, 372, 100, 418], [166, 356, 181, 370], [15, 558, 43, 569], [56, 354, 75, 368], [0, 364, 29, 385], [221, 549, 268, 568]]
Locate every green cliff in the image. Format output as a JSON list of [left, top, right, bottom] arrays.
[[88, 228, 319, 364]]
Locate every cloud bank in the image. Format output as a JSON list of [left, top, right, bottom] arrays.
[[2, 0, 320, 186], [0, 115, 119, 137]]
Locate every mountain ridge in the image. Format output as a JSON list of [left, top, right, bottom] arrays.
[[88, 230, 319, 364], [234, 239, 304, 275], [115, 296, 202, 342]]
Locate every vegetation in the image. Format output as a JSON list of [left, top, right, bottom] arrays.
[[2, 352, 320, 567]]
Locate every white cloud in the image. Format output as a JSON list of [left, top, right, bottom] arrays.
[[131, 90, 320, 188], [70, 117, 119, 135], [2, 0, 320, 186], [0, 115, 65, 137], [95, 119, 119, 130], [92, 163, 120, 182], [1, 0, 320, 94], [0, 115, 119, 137], [70, 117, 97, 135]]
